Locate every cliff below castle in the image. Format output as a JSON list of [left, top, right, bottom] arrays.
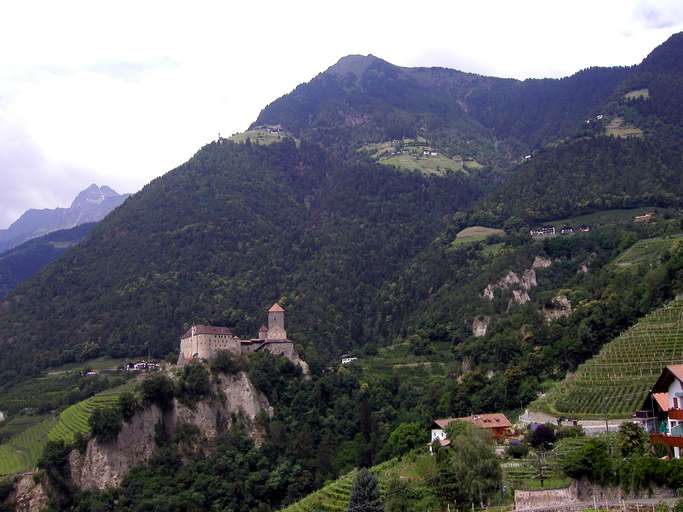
[[3, 371, 273, 510], [70, 371, 272, 491]]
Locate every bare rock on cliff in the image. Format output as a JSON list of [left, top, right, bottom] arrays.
[[6, 474, 49, 512], [543, 295, 572, 323], [170, 372, 273, 443], [532, 256, 552, 269], [70, 404, 163, 490], [70, 371, 273, 491], [472, 316, 490, 337]]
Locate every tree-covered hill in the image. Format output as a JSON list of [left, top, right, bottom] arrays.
[[480, 131, 683, 223], [252, 54, 630, 165], [0, 223, 95, 300], [0, 139, 479, 379]]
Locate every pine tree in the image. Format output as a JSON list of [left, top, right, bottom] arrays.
[[348, 468, 383, 512]]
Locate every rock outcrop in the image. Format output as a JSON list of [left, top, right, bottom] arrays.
[[543, 295, 572, 322], [483, 269, 537, 305], [69, 405, 163, 490], [5, 474, 48, 512], [69, 371, 272, 491], [472, 316, 490, 337]]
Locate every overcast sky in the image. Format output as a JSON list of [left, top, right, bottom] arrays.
[[1, 0, 683, 228]]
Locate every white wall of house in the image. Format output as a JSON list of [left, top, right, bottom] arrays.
[[668, 379, 683, 409], [668, 378, 683, 459], [431, 428, 446, 443]]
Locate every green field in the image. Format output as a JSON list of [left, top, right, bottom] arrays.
[[605, 116, 643, 138], [613, 235, 683, 269], [229, 129, 297, 146], [532, 299, 683, 418], [547, 207, 656, 229], [361, 139, 481, 176], [379, 152, 464, 175], [624, 88, 650, 100], [0, 385, 131, 477], [46, 356, 133, 375], [0, 416, 57, 477], [452, 226, 505, 247]]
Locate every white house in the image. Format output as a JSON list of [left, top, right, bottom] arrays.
[[635, 365, 683, 458]]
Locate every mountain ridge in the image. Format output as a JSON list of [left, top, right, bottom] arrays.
[[0, 184, 129, 253]]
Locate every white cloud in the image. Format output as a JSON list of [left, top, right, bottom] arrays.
[[1, 0, 682, 227]]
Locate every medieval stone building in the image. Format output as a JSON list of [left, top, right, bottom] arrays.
[[177, 303, 295, 364]]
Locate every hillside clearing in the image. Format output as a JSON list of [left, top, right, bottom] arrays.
[[605, 116, 643, 138], [546, 207, 658, 229], [624, 88, 650, 100], [614, 235, 683, 268], [229, 129, 298, 146], [454, 226, 505, 246]]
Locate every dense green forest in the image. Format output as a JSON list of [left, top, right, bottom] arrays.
[[0, 139, 479, 381], [253, 54, 629, 166], [0, 223, 94, 299]]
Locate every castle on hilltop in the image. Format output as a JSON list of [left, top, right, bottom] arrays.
[[177, 303, 295, 365]]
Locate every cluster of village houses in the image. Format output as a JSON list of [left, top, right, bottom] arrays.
[[530, 212, 655, 238], [529, 224, 591, 237]]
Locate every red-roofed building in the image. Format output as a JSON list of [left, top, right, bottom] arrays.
[[635, 365, 683, 458], [430, 413, 512, 449]]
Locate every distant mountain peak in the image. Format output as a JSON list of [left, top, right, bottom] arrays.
[[0, 184, 129, 253], [71, 184, 121, 209], [325, 54, 385, 78]]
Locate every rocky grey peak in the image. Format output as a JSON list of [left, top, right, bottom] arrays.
[[70, 184, 122, 209], [0, 184, 130, 253]]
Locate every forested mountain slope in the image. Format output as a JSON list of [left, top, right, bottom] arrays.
[[479, 32, 683, 222], [0, 140, 478, 379], [0, 223, 95, 299], [253, 55, 630, 166], [2, 32, 683, 386]]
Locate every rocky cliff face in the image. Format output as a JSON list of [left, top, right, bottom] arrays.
[[69, 371, 272, 491], [4, 474, 48, 512]]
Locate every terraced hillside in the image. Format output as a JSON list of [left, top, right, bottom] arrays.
[[282, 459, 397, 512], [0, 385, 129, 477], [533, 300, 683, 418]]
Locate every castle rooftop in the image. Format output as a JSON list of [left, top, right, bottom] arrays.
[[180, 325, 234, 339]]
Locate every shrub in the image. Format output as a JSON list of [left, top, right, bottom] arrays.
[[556, 425, 584, 440], [89, 407, 123, 442], [0, 478, 13, 502], [506, 441, 529, 459], [210, 350, 241, 375], [349, 468, 383, 512], [141, 374, 175, 409], [384, 422, 426, 458], [618, 422, 648, 457], [529, 424, 556, 450], [118, 391, 140, 421], [179, 363, 211, 400], [562, 437, 614, 486]]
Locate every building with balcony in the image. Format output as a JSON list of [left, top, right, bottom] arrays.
[[635, 364, 683, 458]]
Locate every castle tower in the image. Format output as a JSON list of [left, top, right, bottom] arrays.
[[267, 303, 287, 340], [258, 325, 268, 340]]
